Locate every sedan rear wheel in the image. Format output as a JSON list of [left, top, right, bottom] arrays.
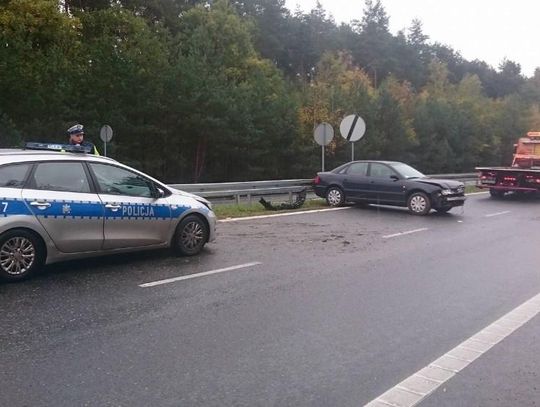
[[0, 230, 44, 282], [326, 186, 345, 207], [407, 192, 431, 215], [173, 215, 209, 256]]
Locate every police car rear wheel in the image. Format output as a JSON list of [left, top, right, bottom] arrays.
[[0, 230, 45, 281], [173, 215, 208, 256]]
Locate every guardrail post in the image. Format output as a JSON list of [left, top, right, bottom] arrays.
[[248, 194, 252, 205], [235, 194, 240, 205], [288, 191, 293, 203]]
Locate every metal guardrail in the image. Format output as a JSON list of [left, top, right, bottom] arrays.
[[169, 173, 478, 204], [427, 173, 477, 180], [170, 179, 313, 204]]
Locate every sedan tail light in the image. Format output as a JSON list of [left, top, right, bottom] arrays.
[[313, 175, 321, 185]]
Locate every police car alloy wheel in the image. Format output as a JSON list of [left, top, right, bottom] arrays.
[[0, 230, 45, 281], [173, 215, 208, 256]]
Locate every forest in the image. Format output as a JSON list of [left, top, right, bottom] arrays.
[[1, 0, 540, 182]]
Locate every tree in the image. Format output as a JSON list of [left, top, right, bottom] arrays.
[[119, 0, 204, 33], [230, 0, 292, 70], [373, 76, 417, 161], [282, 2, 340, 80], [168, 0, 298, 181], [70, 6, 171, 176], [298, 51, 378, 169], [493, 59, 525, 97], [0, 0, 82, 138], [352, 0, 395, 86]]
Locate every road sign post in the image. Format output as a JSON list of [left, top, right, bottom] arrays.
[[339, 114, 366, 161], [313, 122, 334, 171], [99, 125, 113, 157]]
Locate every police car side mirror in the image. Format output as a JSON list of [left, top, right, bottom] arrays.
[[154, 187, 166, 199]]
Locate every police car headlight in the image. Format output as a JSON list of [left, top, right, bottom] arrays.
[[440, 189, 453, 195]]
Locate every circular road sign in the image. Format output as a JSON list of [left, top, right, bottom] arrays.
[[100, 125, 113, 143], [339, 114, 366, 142], [314, 122, 334, 146]]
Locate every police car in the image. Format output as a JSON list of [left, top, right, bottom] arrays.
[[0, 143, 216, 281]]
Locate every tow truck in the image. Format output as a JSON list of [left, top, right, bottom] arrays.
[[476, 131, 540, 197]]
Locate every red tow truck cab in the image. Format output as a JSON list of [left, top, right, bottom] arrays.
[[476, 132, 540, 197]]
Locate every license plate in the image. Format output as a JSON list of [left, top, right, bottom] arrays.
[[481, 179, 496, 184]]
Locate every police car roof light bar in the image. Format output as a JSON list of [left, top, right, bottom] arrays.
[[24, 142, 92, 154]]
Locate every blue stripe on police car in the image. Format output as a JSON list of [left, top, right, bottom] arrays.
[[1, 198, 191, 220]]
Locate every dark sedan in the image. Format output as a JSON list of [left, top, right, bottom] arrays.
[[313, 160, 466, 215]]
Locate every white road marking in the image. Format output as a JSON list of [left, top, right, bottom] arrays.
[[364, 291, 540, 407], [466, 191, 489, 196], [139, 262, 262, 288], [382, 228, 429, 239], [218, 206, 351, 222], [485, 210, 511, 218]]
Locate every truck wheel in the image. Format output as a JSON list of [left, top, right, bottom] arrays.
[[407, 192, 431, 215], [489, 189, 505, 198], [326, 186, 345, 207], [0, 229, 45, 282]]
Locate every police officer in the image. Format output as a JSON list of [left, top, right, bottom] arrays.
[[67, 124, 100, 155]]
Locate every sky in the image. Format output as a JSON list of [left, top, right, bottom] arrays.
[[284, 0, 539, 77]]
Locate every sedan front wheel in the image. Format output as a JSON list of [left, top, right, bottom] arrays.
[[407, 192, 431, 215]]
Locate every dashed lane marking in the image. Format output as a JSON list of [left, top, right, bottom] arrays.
[[139, 262, 262, 287], [382, 228, 429, 239], [364, 291, 540, 407], [485, 210, 511, 217]]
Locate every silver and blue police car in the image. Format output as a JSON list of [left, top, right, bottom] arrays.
[[0, 143, 216, 281]]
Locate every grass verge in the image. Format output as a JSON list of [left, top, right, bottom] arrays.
[[213, 198, 328, 219], [465, 185, 482, 193]]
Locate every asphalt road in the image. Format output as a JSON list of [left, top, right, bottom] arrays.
[[1, 193, 539, 406]]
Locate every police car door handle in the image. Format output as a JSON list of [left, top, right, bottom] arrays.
[[30, 201, 51, 209], [105, 203, 121, 211]]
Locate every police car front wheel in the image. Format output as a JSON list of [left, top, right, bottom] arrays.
[[0, 229, 45, 282], [172, 215, 208, 256]]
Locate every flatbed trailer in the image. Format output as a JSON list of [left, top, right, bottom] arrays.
[[476, 132, 540, 197], [476, 166, 540, 197]]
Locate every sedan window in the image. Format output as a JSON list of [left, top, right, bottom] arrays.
[[369, 163, 396, 178], [90, 163, 154, 197], [346, 162, 369, 175], [32, 162, 91, 193], [0, 163, 31, 188]]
